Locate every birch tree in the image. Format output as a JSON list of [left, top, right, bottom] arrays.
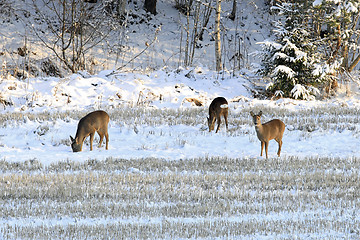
[[215, 0, 222, 71]]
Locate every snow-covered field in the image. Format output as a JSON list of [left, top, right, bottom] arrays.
[[1, 69, 360, 238], [1, 0, 360, 238], [1, 68, 360, 163]]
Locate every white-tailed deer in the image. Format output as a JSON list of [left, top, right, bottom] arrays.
[[70, 110, 110, 152], [207, 97, 229, 133], [250, 111, 285, 159]]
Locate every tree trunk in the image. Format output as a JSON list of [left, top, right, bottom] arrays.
[[229, 0, 236, 21], [215, 0, 222, 71], [144, 0, 157, 15], [197, 1, 212, 41], [348, 54, 360, 72]]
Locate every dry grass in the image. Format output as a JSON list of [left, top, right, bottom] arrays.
[[1, 105, 360, 238], [0, 156, 359, 239], [1, 104, 360, 133]]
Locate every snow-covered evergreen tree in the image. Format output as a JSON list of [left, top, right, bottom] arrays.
[[256, 0, 360, 99], [258, 1, 326, 100]]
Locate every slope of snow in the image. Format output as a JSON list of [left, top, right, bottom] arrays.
[[0, 0, 274, 74]]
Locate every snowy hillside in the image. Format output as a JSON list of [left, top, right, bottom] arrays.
[[0, 0, 273, 74], [0, 67, 251, 112]]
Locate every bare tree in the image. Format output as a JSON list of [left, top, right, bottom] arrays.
[[29, 0, 117, 73], [197, 0, 213, 41], [180, 0, 213, 67], [215, 0, 222, 71]]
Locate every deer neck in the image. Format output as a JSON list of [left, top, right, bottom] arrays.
[[254, 122, 264, 134], [75, 128, 87, 144]]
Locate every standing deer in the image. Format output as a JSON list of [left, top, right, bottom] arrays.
[[207, 97, 229, 133], [250, 111, 285, 158], [70, 110, 110, 152]]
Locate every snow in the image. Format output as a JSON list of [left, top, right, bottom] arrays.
[[1, 0, 360, 238], [273, 65, 295, 79], [291, 84, 316, 100], [313, 0, 323, 7], [1, 68, 360, 165]]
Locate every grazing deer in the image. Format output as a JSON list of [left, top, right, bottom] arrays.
[[207, 97, 229, 133], [70, 110, 110, 152], [250, 111, 285, 159]]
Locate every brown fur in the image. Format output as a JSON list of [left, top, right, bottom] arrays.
[[207, 97, 229, 133], [250, 111, 285, 158], [70, 110, 110, 152]]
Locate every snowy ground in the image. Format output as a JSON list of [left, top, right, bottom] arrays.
[[1, 106, 360, 164], [1, 0, 360, 237], [1, 68, 360, 164], [1, 69, 360, 239]]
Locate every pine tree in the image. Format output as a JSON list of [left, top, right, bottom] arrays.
[[259, 0, 360, 99], [258, 1, 325, 100]]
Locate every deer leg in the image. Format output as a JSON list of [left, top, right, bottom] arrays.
[[105, 132, 109, 150], [277, 140, 282, 157], [215, 116, 221, 133], [209, 117, 216, 132], [224, 113, 228, 131], [89, 132, 95, 151], [260, 141, 264, 156], [265, 141, 269, 159], [98, 131, 104, 148]]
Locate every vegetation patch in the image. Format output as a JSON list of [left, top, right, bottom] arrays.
[[0, 156, 359, 238]]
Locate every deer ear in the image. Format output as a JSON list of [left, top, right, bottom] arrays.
[[259, 111, 263, 116], [70, 136, 75, 142], [250, 111, 254, 117]]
